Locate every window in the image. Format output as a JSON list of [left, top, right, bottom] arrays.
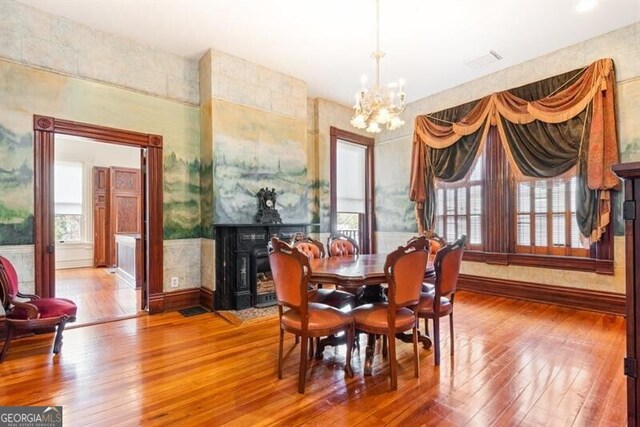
[[435, 155, 483, 250], [515, 177, 589, 257], [54, 162, 84, 242], [330, 127, 374, 253], [432, 128, 611, 273]]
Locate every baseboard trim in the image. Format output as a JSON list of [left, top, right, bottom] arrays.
[[148, 293, 164, 314], [199, 287, 214, 310], [458, 274, 625, 316], [163, 288, 201, 311]]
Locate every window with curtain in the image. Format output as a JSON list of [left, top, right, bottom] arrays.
[[410, 59, 618, 274], [435, 154, 483, 250], [515, 176, 589, 257], [54, 161, 84, 242]]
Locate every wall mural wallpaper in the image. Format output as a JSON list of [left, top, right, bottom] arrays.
[[0, 60, 201, 245], [212, 100, 309, 224], [309, 179, 329, 231], [374, 140, 417, 233], [0, 125, 34, 245], [163, 152, 203, 239]]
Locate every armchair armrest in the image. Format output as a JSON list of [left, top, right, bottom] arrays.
[[10, 300, 40, 319], [16, 292, 40, 300]]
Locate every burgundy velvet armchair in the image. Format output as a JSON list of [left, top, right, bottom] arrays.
[[0, 256, 77, 362]]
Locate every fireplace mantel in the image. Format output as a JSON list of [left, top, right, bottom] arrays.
[[213, 223, 315, 310]]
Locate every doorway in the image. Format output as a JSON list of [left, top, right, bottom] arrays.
[[330, 127, 374, 253], [53, 136, 143, 325], [33, 115, 165, 318]]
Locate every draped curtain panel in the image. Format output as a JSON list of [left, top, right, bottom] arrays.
[[410, 58, 619, 241]]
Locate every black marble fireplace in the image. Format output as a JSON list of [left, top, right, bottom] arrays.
[[213, 224, 313, 310]]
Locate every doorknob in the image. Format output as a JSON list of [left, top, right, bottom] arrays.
[[47, 245, 55, 253]]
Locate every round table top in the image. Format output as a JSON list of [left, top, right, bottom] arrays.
[[309, 253, 434, 288]]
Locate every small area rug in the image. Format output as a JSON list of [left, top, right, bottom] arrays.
[[216, 305, 278, 325]]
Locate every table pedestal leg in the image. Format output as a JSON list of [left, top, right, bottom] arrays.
[[315, 334, 345, 359], [396, 331, 432, 349]]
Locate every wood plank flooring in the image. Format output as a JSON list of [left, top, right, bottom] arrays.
[[0, 292, 626, 426], [56, 267, 141, 325]]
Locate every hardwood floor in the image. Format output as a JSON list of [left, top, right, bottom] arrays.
[[0, 292, 626, 426], [55, 267, 142, 325]]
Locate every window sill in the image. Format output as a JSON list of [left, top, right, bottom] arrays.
[[463, 251, 614, 275], [55, 242, 93, 249]]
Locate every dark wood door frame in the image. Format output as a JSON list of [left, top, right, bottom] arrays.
[[329, 126, 375, 254], [612, 162, 640, 425], [33, 115, 165, 314]]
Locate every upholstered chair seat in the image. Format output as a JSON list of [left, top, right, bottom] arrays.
[[417, 294, 452, 316], [9, 298, 77, 320], [352, 303, 416, 330], [421, 284, 435, 294], [281, 302, 354, 331], [308, 288, 354, 309]]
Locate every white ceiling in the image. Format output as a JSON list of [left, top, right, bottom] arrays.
[[16, 0, 640, 105]]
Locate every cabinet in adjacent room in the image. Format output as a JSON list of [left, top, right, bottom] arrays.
[[93, 166, 141, 267]]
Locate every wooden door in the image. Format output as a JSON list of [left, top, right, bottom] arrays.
[[93, 167, 109, 267], [108, 167, 141, 266]]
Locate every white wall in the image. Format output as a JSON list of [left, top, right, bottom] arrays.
[[54, 136, 140, 269]]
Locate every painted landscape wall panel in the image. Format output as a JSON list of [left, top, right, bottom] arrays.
[[212, 100, 309, 224], [0, 125, 34, 244], [374, 139, 417, 233]]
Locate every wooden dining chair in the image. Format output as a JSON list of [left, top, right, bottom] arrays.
[[327, 234, 360, 257], [0, 256, 77, 362], [291, 234, 355, 358], [292, 235, 355, 310], [408, 231, 446, 294], [417, 235, 466, 366], [351, 236, 429, 390], [269, 237, 355, 394]]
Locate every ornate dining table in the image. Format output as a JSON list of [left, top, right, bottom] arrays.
[[309, 253, 435, 375]]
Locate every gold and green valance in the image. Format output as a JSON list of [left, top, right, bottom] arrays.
[[410, 58, 619, 242]]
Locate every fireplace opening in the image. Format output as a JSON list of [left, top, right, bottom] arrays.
[[254, 249, 277, 307]]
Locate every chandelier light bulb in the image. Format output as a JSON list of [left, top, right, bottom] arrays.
[[366, 121, 381, 133], [376, 108, 390, 124]]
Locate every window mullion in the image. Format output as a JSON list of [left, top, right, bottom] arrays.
[[547, 183, 552, 255], [565, 180, 571, 255], [529, 184, 535, 252]]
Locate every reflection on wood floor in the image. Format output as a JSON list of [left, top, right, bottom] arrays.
[[55, 267, 142, 325], [0, 292, 626, 425]]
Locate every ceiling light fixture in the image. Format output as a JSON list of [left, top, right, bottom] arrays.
[[351, 0, 406, 134]]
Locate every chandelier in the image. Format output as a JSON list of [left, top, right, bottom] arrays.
[[351, 0, 406, 134]]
